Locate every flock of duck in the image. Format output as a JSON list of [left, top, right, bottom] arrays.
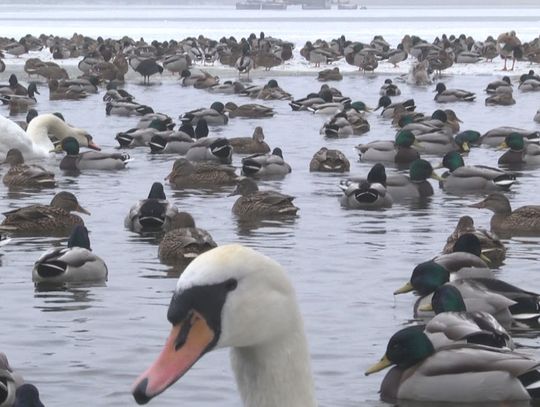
[[0, 27, 540, 406]]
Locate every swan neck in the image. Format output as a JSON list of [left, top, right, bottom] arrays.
[[231, 322, 316, 407]]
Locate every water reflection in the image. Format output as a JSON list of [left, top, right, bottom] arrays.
[[34, 285, 103, 312]]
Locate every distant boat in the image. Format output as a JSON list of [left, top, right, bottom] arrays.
[[337, 0, 358, 9], [236, 1, 262, 10], [261, 1, 287, 10], [301, 0, 331, 9]]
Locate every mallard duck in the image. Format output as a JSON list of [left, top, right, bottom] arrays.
[[431, 233, 490, 273], [185, 137, 232, 164], [400, 109, 452, 135], [230, 178, 298, 218], [519, 78, 540, 92], [235, 50, 254, 80], [309, 147, 350, 172], [132, 245, 316, 405], [485, 76, 512, 94], [106, 101, 154, 117], [165, 158, 239, 188], [0, 113, 100, 160], [115, 119, 172, 148], [224, 102, 274, 118], [181, 102, 228, 126], [424, 285, 514, 350], [163, 54, 191, 75], [387, 44, 408, 67], [0, 82, 39, 114], [228, 126, 270, 154], [395, 260, 540, 327], [320, 114, 353, 138], [158, 212, 217, 266], [434, 82, 476, 103], [125, 182, 179, 233], [13, 383, 45, 407], [57, 137, 130, 171], [480, 127, 539, 147], [356, 130, 420, 166], [241, 147, 291, 179], [0, 191, 89, 236], [485, 86, 515, 106], [339, 164, 393, 209], [0, 352, 22, 406], [365, 325, 539, 403], [498, 133, 540, 165], [497, 30, 523, 71], [289, 88, 333, 111], [443, 216, 506, 265], [384, 159, 441, 201], [375, 96, 415, 118], [148, 132, 194, 155], [440, 151, 516, 192], [32, 225, 108, 284], [379, 79, 401, 96], [180, 68, 219, 89], [470, 193, 540, 236], [317, 67, 342, 81], [2, 148, 56, 189], [344, 103, 370, 135]]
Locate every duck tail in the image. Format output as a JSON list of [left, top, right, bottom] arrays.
[[493, 174, 516, 189]]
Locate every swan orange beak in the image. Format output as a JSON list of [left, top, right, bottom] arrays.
[[132, 311, 215, 405], [87, 140, 102, 151]]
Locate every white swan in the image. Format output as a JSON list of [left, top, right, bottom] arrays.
[[0, 114, 100, 159], [132, 244, 317, 407]]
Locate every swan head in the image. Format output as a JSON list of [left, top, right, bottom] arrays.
[[132, 244, 298, 404]]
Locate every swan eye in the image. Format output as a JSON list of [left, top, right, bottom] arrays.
[[225, 278, 238, 291]]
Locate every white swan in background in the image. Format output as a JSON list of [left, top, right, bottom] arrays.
[[0, 114, 100, 159], [132, 244, 317, 407]]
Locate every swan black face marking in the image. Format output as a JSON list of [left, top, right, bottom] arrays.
[[167, 278, 238, 351]]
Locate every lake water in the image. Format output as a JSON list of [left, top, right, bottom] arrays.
[[1, 3, 540, 407]]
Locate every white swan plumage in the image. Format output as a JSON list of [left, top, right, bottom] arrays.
[[0, 114, 99, 159], [132, 244, 317, 407]]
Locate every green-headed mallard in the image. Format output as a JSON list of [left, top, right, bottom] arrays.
[[394, 261, 539, 327], [339, 164, 393, 209], [379, 79, 401, 97], [443, 216, 506, 265], [0, 191, 89, 236], [440, 151, 515, 193], [434, 82, 476, 103], [165, 158, 239, 188], [485, 76, 512, 94], [470, 192, 540, 235], [57, 137, 130, 171], [424, 284, 514, 350], [385, 159, 441, 201], [498, 133, 540, 165], [2, 148, 56, 188], [431, 233, 490, 273], [32, 225, 107, 284], [115, 119, 172, 148], [125, 182, 179, 233], [485, 86, 516, 106], [180, 102, 228, 126], [224, 102, 274, 119], [365, 325, 539, 403], [309, 147, 350, 172], [228, 126, 270, 155], [185, 137, 233, 164], [480, 127, 539, 147], [158, 212, 217, 267], [230, 178, 298, 218], [356, 130, 420, 166], [241, 147, 291, 179], [375, 96, 415, 118], [320, 114, 353, 138]]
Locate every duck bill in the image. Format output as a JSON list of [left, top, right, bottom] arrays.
[[132, 312, 215, 405], [468, 200, 485, 209], [365, 354, 392, 376], [430, 172, 443, 182], [496, 141, 508, 151], [417, 303, 433, 312], [480, 253, 491, 264], [461, 141, 470, 152], [76, 205, 91, 215], [394, 281, 413, 295]]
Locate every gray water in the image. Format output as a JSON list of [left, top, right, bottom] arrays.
[[1, 4, 540, 407]]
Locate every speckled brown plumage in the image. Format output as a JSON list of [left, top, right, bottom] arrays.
[[166, 158, 239, 188]]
